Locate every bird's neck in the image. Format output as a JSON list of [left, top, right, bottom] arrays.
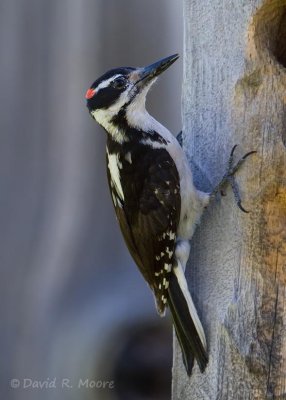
[[92, 99, 174, 147], [111, 106, 173, 148]]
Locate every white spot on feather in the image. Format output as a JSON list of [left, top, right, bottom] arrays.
[[125, 152, 132, 164], [164, 263, 172, 272], [107, 150, 124, 200], [166, 247, 173, 259], [168, 231, 175, 240], [162, 278, 169, 289]]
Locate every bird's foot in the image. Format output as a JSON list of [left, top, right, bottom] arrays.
[[210, 145, 256, 213]]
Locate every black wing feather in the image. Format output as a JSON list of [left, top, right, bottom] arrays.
[[106, 142, 180, 314]]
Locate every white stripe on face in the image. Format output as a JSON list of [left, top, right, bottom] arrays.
[[94, 75, 121, 92]]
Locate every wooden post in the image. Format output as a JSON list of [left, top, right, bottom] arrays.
[[172, 1, 286, 398]]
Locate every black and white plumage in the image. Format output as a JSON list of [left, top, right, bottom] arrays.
[[85, 54, 209, 374]]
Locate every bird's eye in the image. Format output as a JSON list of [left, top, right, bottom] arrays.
[[112, 77, 126, 89]]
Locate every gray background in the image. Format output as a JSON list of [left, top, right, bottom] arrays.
[[0, 1, 183, 400]]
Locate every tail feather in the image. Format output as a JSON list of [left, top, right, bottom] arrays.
[[168, 293, 194, 375], [168, 262, 208, 374]]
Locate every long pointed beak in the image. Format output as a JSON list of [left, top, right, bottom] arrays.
[[135, 54, 179, 86]]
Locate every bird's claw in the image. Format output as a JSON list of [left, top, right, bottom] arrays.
[[211, 145, 256, 213]]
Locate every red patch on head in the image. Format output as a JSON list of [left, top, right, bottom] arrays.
[[85, 88, 96, 99]]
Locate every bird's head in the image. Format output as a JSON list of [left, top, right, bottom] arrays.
[[85, 54, 179, 138]]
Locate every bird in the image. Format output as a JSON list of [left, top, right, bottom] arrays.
[[85, 54, 255, 375]]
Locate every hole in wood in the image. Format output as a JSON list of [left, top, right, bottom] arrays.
[[253, 2, 286, 69], [274, 8, 286, 68], [252, 2, 286, 149]]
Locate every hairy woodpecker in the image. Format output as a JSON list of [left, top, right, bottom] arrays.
[[85, 54, 255, 375]]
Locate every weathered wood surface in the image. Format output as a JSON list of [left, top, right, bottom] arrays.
[[172, 0, 286, 399]]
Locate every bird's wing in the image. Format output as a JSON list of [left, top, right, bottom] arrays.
[[106, 145, 181, 315]]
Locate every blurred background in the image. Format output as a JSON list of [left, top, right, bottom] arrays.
[[0, 1, 183, 399]]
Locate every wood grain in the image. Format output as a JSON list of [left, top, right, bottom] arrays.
[[173, 1, 286, 398]]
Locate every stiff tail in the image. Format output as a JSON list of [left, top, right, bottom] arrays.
[[168, 261, 208, 374]]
